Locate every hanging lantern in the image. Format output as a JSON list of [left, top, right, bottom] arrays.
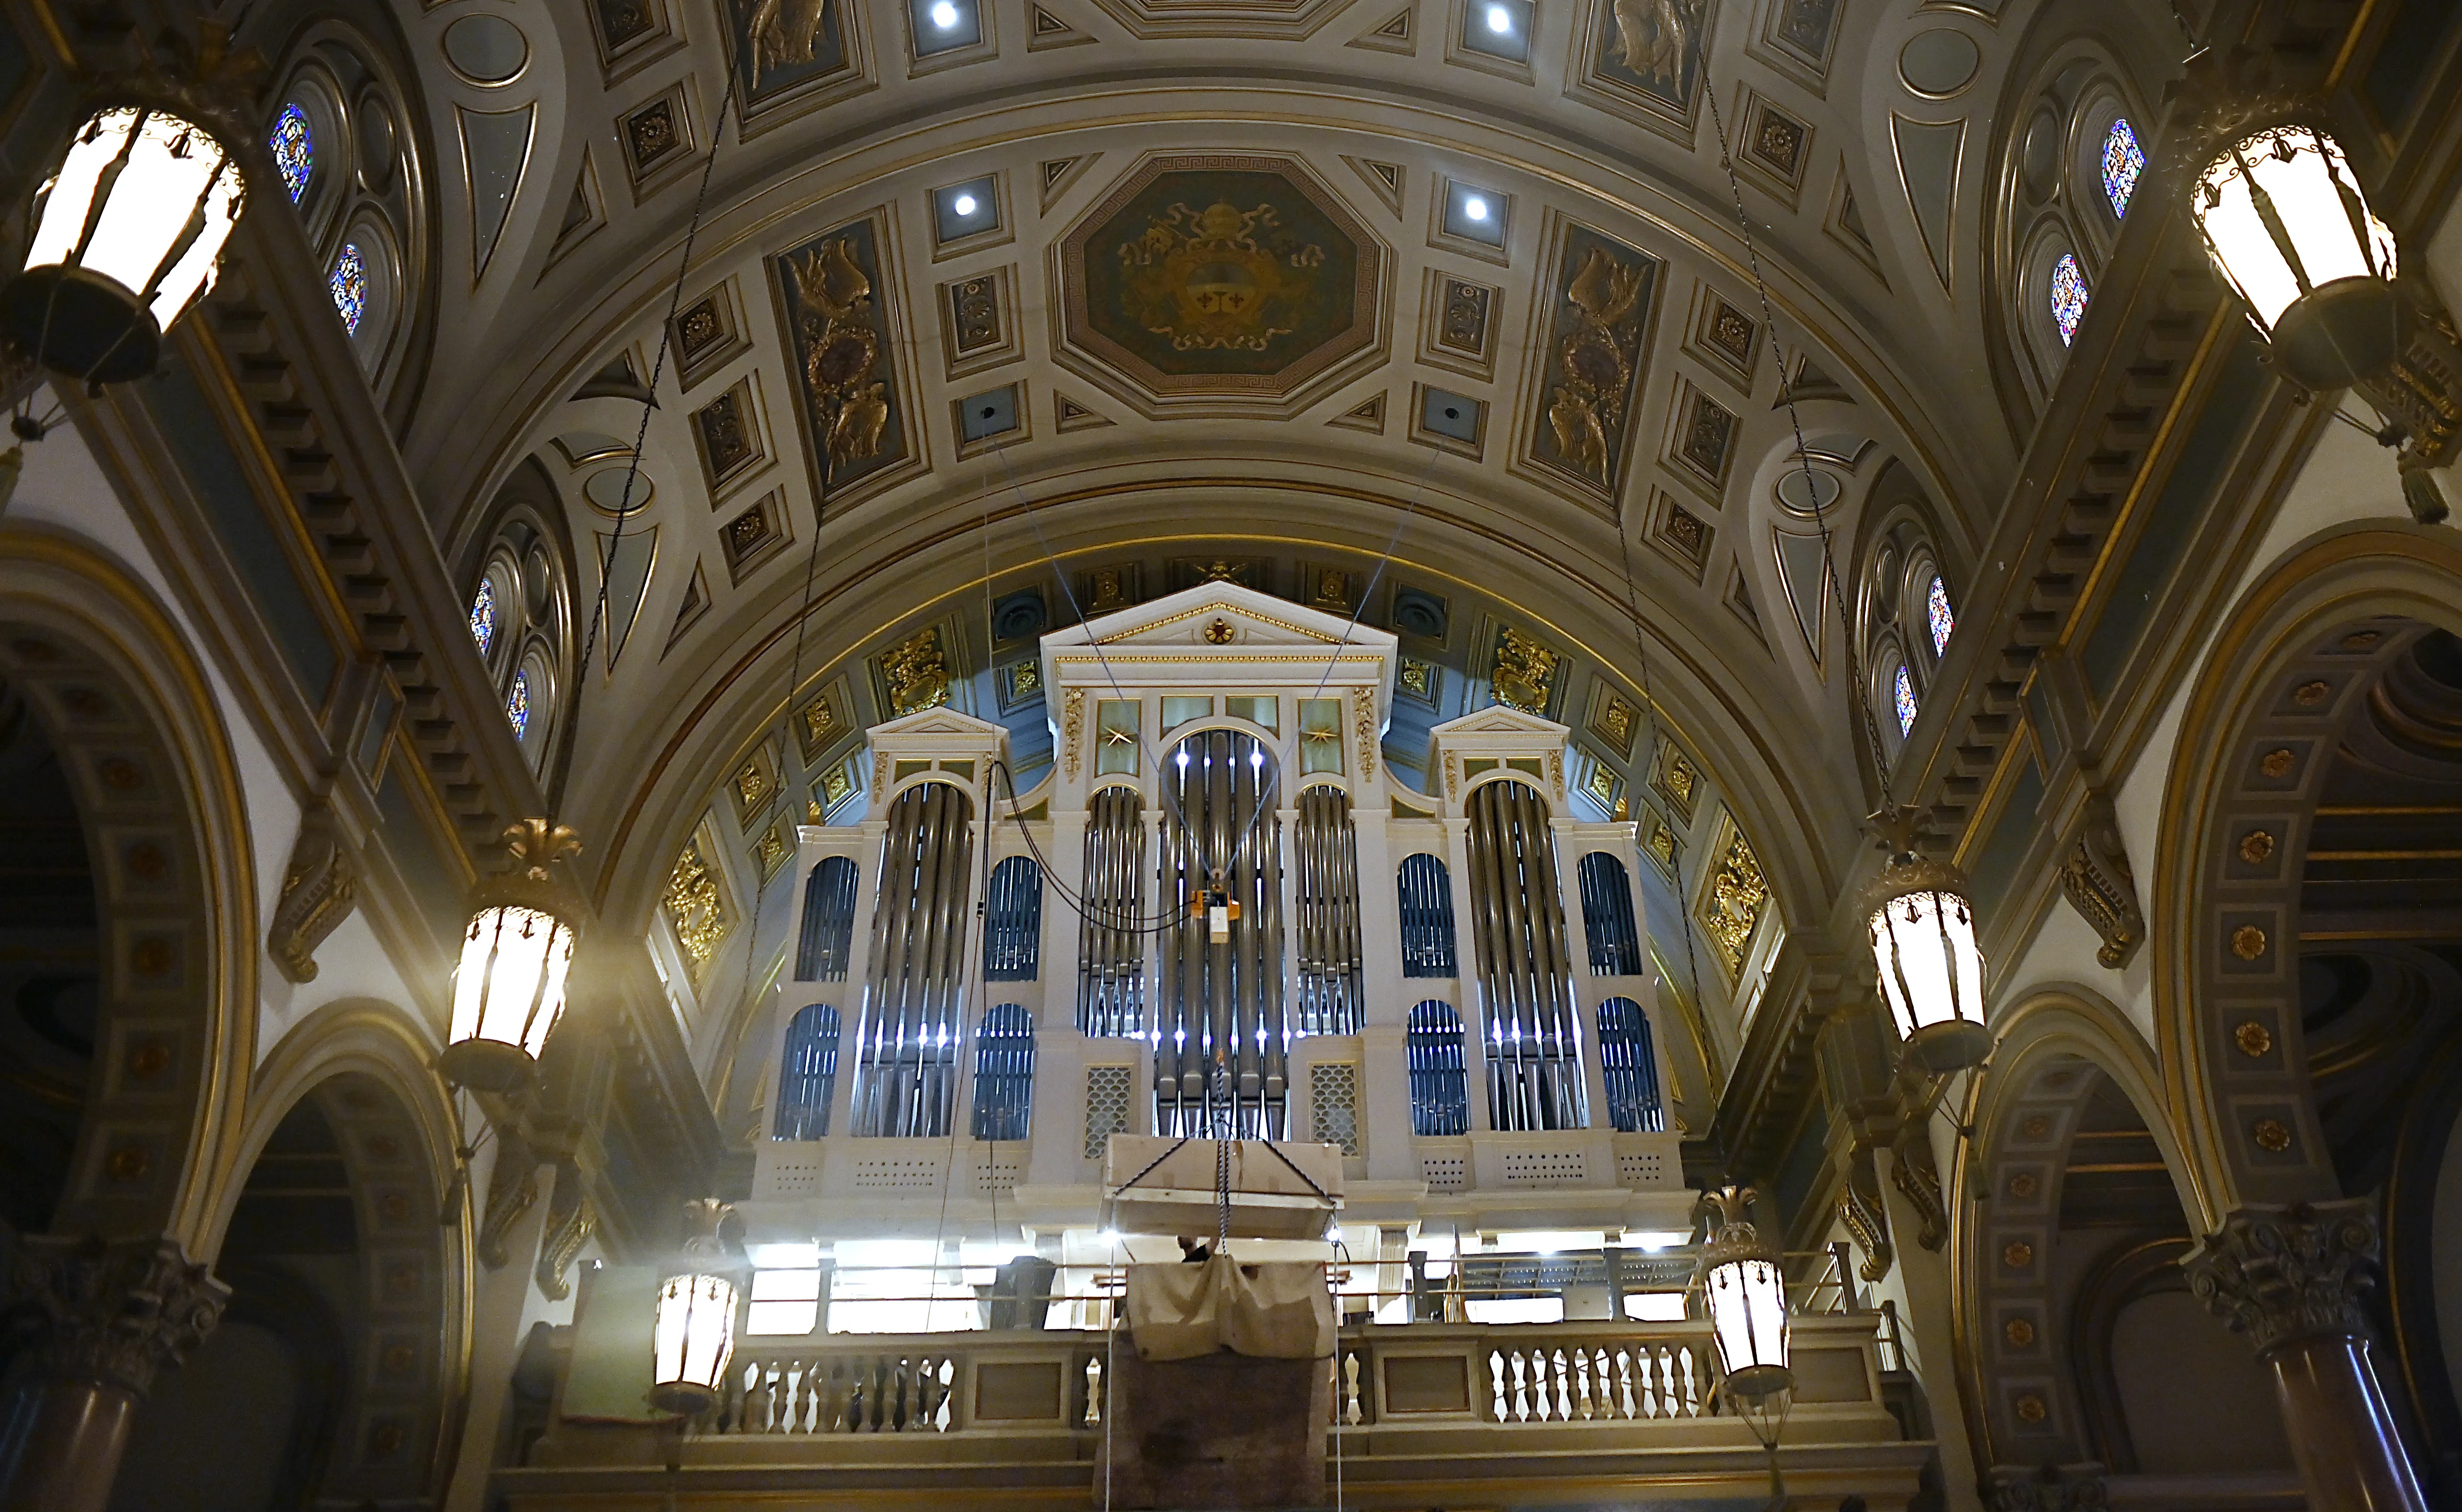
[[3, 29, 263, 385], [444, 819, 584, 1093], [1861, 806, 1990, 1073], [1699, 1186, 1790, 1401], [651, 1199, 740, 1416]]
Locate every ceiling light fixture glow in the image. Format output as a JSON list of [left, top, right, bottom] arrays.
[[931, 0, 962, 27], [1485, 5, 1512, 32], [1463, 195, 1490, 221], [952, 192, 978, 217]]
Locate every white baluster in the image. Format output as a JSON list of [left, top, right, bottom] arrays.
[[1573, 1347, 1593, 1420], [1551, 1348, 1571, 1421], [1084, 1355, 1105, 1428], [1509, 1348, 1529, 1421], [1489, 1349, 1507, 1421]]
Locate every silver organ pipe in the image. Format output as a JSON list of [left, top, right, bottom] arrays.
[[1464, 779, 1587, 1132], [852, 781, 975, 1137], [1075, 787, 1146, 1036], [1155, 728, 1287, 1137], [1293, 786, 1364, 1034]]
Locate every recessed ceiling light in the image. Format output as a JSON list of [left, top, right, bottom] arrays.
[[930, 0, 961, 27], [1485, 4, 1512, 32], [952, 192, 978, 216], [1464, 195, 1490, 222]]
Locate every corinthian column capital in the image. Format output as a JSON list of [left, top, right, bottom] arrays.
[[11, 1234, 229, 1397], [2184, 1199, 2379, 1356]]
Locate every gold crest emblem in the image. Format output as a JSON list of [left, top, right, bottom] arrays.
[[1116, 201, 1326, 353]]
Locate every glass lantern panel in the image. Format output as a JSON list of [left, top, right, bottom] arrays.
[[2050, 254, 2088, 347], [1926, 576, 1954, 656], [270, 104, 312, 203], [330, 243, 367, 335], [2102, 116, 2145, 218]]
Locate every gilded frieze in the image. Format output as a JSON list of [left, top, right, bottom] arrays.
[[1530, 225, 1659, 497], [663, 833, 730, 981], [1489, 626, 1561, 716], [875, 625, 954, 716], [772, 215, 912, 494], [1699, 820, 1767, 980], [1575, 0, 1711, 137], [728, 0, 858, 113]]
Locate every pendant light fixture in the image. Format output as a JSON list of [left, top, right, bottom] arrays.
[[1699, 1185, 1791, 1402], [4, 25, 262, 385], [444, 819, 584, 1093], [1861, 805, 1989, 1073], [650, 1198, 741, 1416]]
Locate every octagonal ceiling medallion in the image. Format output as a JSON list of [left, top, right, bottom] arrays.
[[1060, 154, 1385, 414]]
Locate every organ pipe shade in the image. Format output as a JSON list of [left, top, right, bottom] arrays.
[[1862, 846, 1989, 1072], [1155, 728, 1287, 1138], [2190, 123, 2405, 390], [8, 106, 246, 384], [1596, 997, 1663, 1133], [1699, 1187, 1790, 1400], [1292, 787, 1364, 1034], [444, 821, 584, 1093], [1464, 780, 1586, 1132], [1405, 1000, 1470, 1135], [651, 1200, 739, 1416], [773, 1003, 842, 1139], [971, 1003, 1036, 1141], [1076, 787, 1146, 1035], [983, 856, 1044, 981], [1397, 853, 1458, 977], [795, 856, 859, 980], [1576, 852, 1643, 975], [852, 782, 974, 1137]]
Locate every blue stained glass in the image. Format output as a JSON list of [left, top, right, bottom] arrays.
[[269, 104, 312, 203], [2050, 253, 2088, 347], [329, 243, 366, 335], [1926, 575, 1953, 656], [2102, 117, 2146, 219], [470, 577, 496, 656], [1894, 664, 1917, 735], [507, 668, 530, 740]]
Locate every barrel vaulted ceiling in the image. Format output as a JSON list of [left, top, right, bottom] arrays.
[[388, 0, 2175, 950]]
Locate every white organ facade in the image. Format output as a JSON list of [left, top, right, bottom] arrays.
[[743, 584, 1692, 1295]]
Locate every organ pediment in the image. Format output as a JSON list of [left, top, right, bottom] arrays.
[[1426, 705, 1572, 813], [1038, 580, 1399, 712]]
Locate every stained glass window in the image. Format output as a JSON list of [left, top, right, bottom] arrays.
[[270, 104, 312, 203], [2102, 116, 2145, 219], [1926, 575, 1953, 656], [1894, 664, 1917, 736], [2050, 253, 2088, 346], [470, 577, 497, 656], [507, 668, 530, 740], [330, 244, 367, 335]]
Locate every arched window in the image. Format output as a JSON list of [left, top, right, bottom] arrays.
[[329, 243, 367, 334], [796, 856, 859, 981], [1894, 663, 1918, 735], [2050, 253, 2088, 346], [269, 103, 312, 202], [984, 857, 1043, 980], [1856, 497, 1955, 764], [774, 1004, 842, 1139], [2101, 116, 2145, 218], [1576, 852, 1643, 975], [1406, 1001, 1470, 1136], [1926, 575, 1954, 656], [1597, 997, 1664, 1133], [1398, 853, 1458, 977], [971, 1004, 1036, 1142], [464, 511, 569, 775], [469, 576, 497, 656], [505, 666, 531, 741]]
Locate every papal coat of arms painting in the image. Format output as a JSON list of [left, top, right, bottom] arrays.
[[1061, 155, 1383, 402]]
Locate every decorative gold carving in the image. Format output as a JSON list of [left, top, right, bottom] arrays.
[[534, 1168, 595, 1302], [662, 836, 729, 980], [821, 765, 853, 807], [1611, 0, 1697, 81], [105, 1146, 149, 1182], [1890, 1129, 1948, 1250], [2341, 630, 2383, 652], [1062, 690, 1086, 779], [755, 822, 790, 880], [1544, 246, 1648, 482], [1203, 617, 1235, 644], [2022, 1115, 2051, 1139], [748, 0, 832, 76], [1655, 744, 1698, 818], [1399, 658, 1433, 699], [1546, 747, 1564, 798], [125, 1041, 170, 1079], [1837, 1148, 1892, 1283], [734, 758, 772, 816], [268, 804, 356, 985], [872, 750, 890, 789], [477, 1129, 540, 1270], [2293, 680, 2330, 707], [2259, 747, 2295, 778], [2004, 1316, 2036, 1348], [1354, 697, 1377, 778], [801, 694, 839, 753], [2186, 1199, 2380, 1354], [1699, 825, 1768, 978], [1444, 751, 1460, 798], [2008, 1171, 2038, 1199], [785, 237, 888, 467], [2252, 1118, 2292, 1153], [882, 626, 951, 716], [2230, 924, 2268, 961], [2239, 829, 2276, 864], [1114, 200, 1326, 353], [2057, 796, 2143, 968], [1591, 693, 1637, 756], [2234, 1020, 2273, 1057], [1491, 626, 1559, 714], [2014, 1394, 2047, 1423], [2002, 1240, 2033, 1269]]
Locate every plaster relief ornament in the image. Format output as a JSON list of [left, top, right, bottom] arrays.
[[748, 0, 831, 74], [1612, 0, 1699, 95], [786, 236, 889, 467], [1116, 200, 1326, 353], [1546, 246, 1648, 481]]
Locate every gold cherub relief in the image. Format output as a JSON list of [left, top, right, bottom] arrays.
[[788, 237, 890, 466], [1546, 245, 1648, 483]]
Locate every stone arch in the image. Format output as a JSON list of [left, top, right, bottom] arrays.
[[1950, 986, 2287, 1491], [174, 999, 469, 1504], [2150, 525, 2462, 1221], [0, 528, 255, 1254]]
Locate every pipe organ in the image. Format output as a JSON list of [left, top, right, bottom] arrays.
[[755, 583, 1690, 1249]]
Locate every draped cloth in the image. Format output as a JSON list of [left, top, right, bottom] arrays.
[[1125, 1256, 1335, 1361]]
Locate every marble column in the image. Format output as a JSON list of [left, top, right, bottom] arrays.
[[0, 1235, 227, 1512], [2184, 1200, 2428, 1512]]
